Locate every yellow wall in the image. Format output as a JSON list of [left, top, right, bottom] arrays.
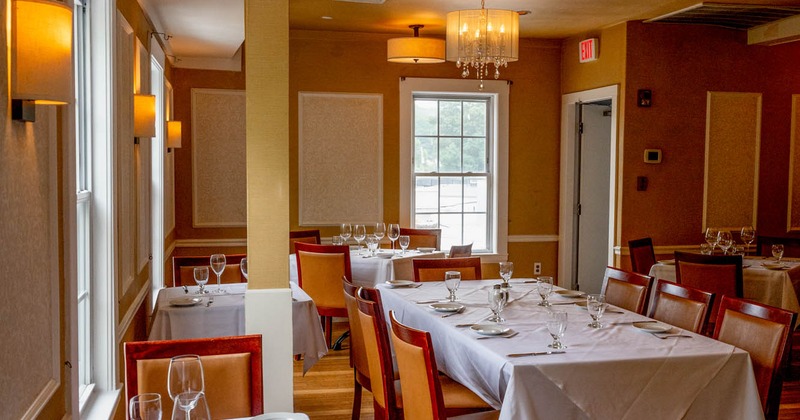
[[561, 23, 626, 95]]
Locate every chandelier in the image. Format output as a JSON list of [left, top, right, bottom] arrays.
[[446, 0, 519, 90]]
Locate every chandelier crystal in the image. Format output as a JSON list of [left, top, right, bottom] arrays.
[[446, 0, 519, 89]]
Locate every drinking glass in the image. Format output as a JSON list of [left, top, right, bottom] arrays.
[[171, 391, 211, 420], [488, 284, 508, 323], [537, 276, 554, 307], [388, 224, 401, 251], [167, 355, 204, 403], [732, 244, 745, 256], [210, 254, 226, 294], [499, 261, 514, 288], [239, 257, 248, 281], [705, 227, 719, 252], [700, 243, 712, 255], [772, 244, 784, 262], [340, 224, 352, 245], [331, 235, 343, 246], [374, 223, 386, 245], [399, 235, 410, 255], [586, 294, 608, 328], [353, 224, 367, 255], [740, 226, 755, 255], [444, 271, 461, 302], [366, 235, 379, 256], [547, 311, 568, 349], [129, 393, 162, 420], [193, 267, 209, 294], [717, 230, 733, 255]]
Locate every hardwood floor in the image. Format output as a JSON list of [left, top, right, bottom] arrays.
[[294, 322, 800, 419]]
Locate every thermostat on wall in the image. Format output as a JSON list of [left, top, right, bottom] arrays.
[[644, 149, 662, 164]]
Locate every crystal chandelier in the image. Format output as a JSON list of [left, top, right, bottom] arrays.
[[446, 0, 519, 90]]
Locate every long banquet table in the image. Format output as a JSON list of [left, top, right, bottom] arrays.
[[149, 282, 327, 374], [378, 279, 763, 419]]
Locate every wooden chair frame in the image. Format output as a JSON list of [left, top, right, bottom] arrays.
[[171, 254, 247, 287], [628, 237, 656, 275], [356, 289, 401, 420], [343, 277, 371, 419], [290, 229, 321, 254], [601, 266, 654, 314], [674, 251, 743, 333], [648, 279, 715, 333], [399, 227, 442, 250], [413, 257, 483, 282]]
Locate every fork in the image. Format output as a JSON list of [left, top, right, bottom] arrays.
[[442, 307, 465, 318], [477, 331, 519, 340], [651, 333, 691, 339]]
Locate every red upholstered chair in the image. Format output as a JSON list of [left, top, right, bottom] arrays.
[[124, 335, 263, 419], [713, 296, 796, 419], [600, 266, 653, 315], [413, 257, 483, 282], [295, 242, 352, 349], [290, 229, 321, 254], [448, 243, 473, 258], [400, 227, 442, 250], [342, 277, 371, 419], [674, 251, 743, 334], [171, 254, 247, 287], [648, 279, 715, 334], [628, 237, 656, 275]]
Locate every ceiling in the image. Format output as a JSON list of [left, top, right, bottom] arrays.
[[138, 0, 800, 70]]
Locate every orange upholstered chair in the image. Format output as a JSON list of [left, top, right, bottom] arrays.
[[600, 266, 653, 314], [295, 242, 352, 348], [400, 227, 442, 250], [713, 296, 796, 419], [343, 277, 371, 419], [648, 279, 715, 333], [171, 254, 247, 287], [674, 251, 743, 334], [413, 257, 483, 282], [290, 229, 321, 254], [628, 237, 656, 275], [448, 243, 473, 258], [124, 335, 263, 419]]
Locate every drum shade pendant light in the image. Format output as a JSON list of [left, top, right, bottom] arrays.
[[446, 0, 519, 89], [387, 25, 445, 64]]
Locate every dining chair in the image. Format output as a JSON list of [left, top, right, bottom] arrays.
[[600, 266, 653, 314], [290, 229, 321, 254], [124, 335, 263, 419], [295, 242, 352, 349], [674, 251, 743, 334], [343, 277, 371, 420], [400, 227, 442, 250], [171, 254, 247, 287], [628, 237, 656, 275], [648, 279, 715, 334], [713, 296, 796, 419], [389, 311, 499, 420], [413, 257, 483, 282], [448, 243, 473, 258]]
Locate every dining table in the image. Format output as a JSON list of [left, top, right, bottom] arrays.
[[149, 282, 328, 374], [378, 279, 763, 420]]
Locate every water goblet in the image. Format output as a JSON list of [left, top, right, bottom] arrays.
[[374, 223, 386, 244], [488, 284, 508, 323], [547, 310, 568, 349], [705, 227, 719, 253], [340, 224, 352, 245], [499, 261, 514, 288], [129, 393, 162, 420], [740, 226, 755, 255], [388, 224, 400, 251], [331, 235, 343, 246], [444, 271, 461, 302], [193, 266, 209, 294], [239, 257, 248, 281], [399, 235, 410, 255], [353, 224, 367, 255], [537, 276, 554, 306], [167, 355, 204, 403], [210, 254, 226, 294], [366, 235, 379, 257], [171, 391, 211, 420], [700, 243, 712, 255], [772, 244, 784, 262], [717, 230, 733, 255], [586, 294, 608, 328]]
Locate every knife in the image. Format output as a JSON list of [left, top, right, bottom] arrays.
[[507, 350, 566, 357]]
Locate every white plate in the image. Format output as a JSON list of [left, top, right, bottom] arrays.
[[386, 280, 416, 288], [632, 321, 673, 333], [762, 263, 789, 270], [252, 413, 310, 420], [470, 324, 511, 336], [376, 252, 394, 259], [658, 259, 675, 265], [169, 297, 203, 307], [555, 290, 585, 298], [418, 247, 436, 253], [430, 302, 465, 312]]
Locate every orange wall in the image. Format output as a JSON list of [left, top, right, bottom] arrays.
[[561, 23, 627, 95]]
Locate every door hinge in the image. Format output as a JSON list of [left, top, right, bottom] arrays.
[[579, 122, 584, 135], [576, 203, 582, 215]]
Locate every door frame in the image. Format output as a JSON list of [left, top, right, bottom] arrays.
[[558, 85, 620, 288]]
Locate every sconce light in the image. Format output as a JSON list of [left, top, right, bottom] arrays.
[[134, 94, 156, 142], [10, 0, 73, 122], [167, 121, 182, 152]]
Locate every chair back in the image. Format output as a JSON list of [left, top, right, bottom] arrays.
[[342, 277, 370, 391], [674, 251, 743, 327], [172, 254, 247, 287], [389, 311, 447, 420], [124, 335, 263, 419], [648, 279, 714, 333], [290, 229, 321, 254], [356, 289, 399, 419], [413, 257, 482, 282], [601, 266, 653, 314], [400, 227, 441, 250], [713, 296, 796, 417], [295, 243, 351, 314], [448, 243, 473, 258], [628, 237, 656, 275]]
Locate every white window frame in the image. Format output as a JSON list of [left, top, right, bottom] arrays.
[[400, 78, 509, 257]]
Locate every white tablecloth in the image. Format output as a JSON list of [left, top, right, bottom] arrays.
[[378, 280, 763, 420], [149, 283, 327, 374]]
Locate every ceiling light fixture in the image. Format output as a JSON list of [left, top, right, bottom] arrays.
[[446, 0, 519, 89], [387, 25, 445, 64]]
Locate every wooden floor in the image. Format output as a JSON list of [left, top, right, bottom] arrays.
[[294, 322, 800, 419]]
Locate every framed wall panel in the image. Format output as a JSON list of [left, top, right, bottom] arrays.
[[703, 92, 761, 231], [116, 12, 136, 296], [788, 95, 800, 231], [135, 37, 151, 273], [191, 89, 247, 227]]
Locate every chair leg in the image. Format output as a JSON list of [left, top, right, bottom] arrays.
[[351, 370, 362, 420], [321, 316, 333, 349], [333, 330, 351, 351]]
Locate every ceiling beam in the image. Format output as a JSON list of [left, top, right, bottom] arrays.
[[748, 13, 800, 45]]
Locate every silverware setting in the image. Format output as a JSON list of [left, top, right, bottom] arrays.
[[507, 350, 566, 357], [415, 299, 443, 304], [183, 285, 189, 294], [477, 331, 519, 340], [651, 333, 691, 339], [442, 307, 466, 318]]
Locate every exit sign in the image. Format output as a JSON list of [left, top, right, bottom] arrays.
[[579, 38, 598, 63]]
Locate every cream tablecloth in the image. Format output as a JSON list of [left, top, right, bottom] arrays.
[[378, 280, 763, 420]]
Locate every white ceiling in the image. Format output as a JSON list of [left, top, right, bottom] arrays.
[[137, 0, 800, 70]]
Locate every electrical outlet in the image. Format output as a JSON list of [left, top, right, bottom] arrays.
[[534, 262, 542, 275]]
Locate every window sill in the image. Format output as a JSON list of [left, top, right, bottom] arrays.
[[80, 387, 120, 420]]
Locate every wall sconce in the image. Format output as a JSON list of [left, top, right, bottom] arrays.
[[167, 121, 182, 152], [134, 94, 156, 142], [10, 0, 73, 122]]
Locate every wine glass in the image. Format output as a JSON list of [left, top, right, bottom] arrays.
[[444, 271, 461, 302], [700, 243, 712, 255], [705, 227, 719, 253], [240, 257, 248, 281], [340, 224, 352, 245], [586, 294, 608, 328], [374, 223, 386, 246], [331, 235, 343, 246], [499, 261, 514, 288], [193, 267, 209, 294], [171, 391, 211, 420], [772, 244, 784, 262], [488, 284, 508, 323], [353, 224, 367, 255], [388, 224, 401, 251], [129, 393, 162, 420], [740, 226, 755, 255], [547, 310, 568, 349], [537, 276, 554, 307], [167, 355, 204, 403], [717, 230, 733, 255], [366, 235, 379, 257], [210, 254, 226, 294], [398, 235, 410, 255]]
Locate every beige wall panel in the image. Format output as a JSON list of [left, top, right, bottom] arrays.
[[117, 12, 136, 297], [136, 37, 151, 272], [788, 95, 800, 231]]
